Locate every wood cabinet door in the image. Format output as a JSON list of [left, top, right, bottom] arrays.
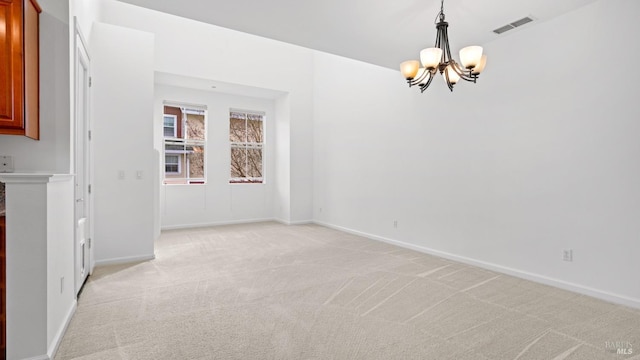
[[0, 0, 25, 132], [24, 0, 40, 139]]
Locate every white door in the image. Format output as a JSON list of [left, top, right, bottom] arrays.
[[74, 21, 92, 295]]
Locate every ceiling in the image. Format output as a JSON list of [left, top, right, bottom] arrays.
[[116, 0, 599, 70], [155, 72, 286, 99]]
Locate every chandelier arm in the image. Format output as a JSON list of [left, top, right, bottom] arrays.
[[458, 75, 477, 83], [436, 25, 448, 63], [461, 75, 477, 82], [419, 71, 435, 92], [450, 61, 467, 75], [449, 61, 478, 82], [409, 68, 431, 87], [442, 23, 453, 63], [455, 73, 478, 83]]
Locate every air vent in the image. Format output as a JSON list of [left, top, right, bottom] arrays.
[[493, 25, 513, 34], [511, 17, 533, 27], [493, 16, 534, 34]]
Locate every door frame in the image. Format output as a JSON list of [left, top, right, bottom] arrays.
[[73, 17, 93, 295]]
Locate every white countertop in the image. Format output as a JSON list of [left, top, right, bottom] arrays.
[[0, 172, 74, 183]]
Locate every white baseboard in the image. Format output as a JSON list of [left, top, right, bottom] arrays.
[[19, 300, 77, 360], [314, 221, 640, 310], [95, 253, 156, 267], [162, 218, 314, 230], [274, 218, 313, 226], [47, 300, 77, 360], [21, 355, 50, 360], [161, 217, 276, 231]]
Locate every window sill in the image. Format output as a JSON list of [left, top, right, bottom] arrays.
[[163, 182, 207, 186], [229, 181, 265, 185]]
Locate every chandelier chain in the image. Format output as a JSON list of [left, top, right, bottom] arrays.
[[435, 0, 445, 25]]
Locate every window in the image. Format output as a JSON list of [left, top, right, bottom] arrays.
[[229, 110, 264, 183], [163, 104, 206, 184], [165, 154, 180, 173], [163, 115, 177, 137]]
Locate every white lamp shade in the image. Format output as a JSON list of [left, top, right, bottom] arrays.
[[471, 54, 487, 75], [420, 48, 442, 70], [400, 60, 420, 79], [459, 46, 483, 69], [445, 65, 460, 84]]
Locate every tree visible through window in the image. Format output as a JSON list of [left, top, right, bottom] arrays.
[[163, 104, 206, 184], [230, 110, 264, 183]]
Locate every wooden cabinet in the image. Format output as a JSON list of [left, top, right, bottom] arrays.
[[0, 0, 41, 140]]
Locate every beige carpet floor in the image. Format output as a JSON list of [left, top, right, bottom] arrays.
[[55, 222, 639, 360]]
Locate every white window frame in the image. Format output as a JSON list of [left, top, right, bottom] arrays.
[[163, 114, 178, 138], [162, 102, 208, 185], [229, 109, 265, 184]]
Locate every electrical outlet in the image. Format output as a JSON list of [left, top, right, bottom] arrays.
[[118, 170, 125, 180], [0, 156, 14, 173], [562, 249, 573, 262], [393, 220, 398, 228]]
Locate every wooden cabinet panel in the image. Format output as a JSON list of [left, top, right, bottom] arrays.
[[24, 0, 40, 139], [0, 0, 40, 139], [0, 0, 24, 131]]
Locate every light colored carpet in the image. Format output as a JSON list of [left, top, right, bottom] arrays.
[[56, 222, 639, 360]]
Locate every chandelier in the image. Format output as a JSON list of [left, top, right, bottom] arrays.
[[400, 0, 487, 92]]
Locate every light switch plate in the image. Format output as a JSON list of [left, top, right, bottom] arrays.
[[0, 156, 14, 173]]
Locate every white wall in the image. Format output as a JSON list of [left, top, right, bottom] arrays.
[[99, 0, 315, 224], [2, 175, 75, 360], [313, 0, 640, 307], [6, 182, 47, 359], [274, 95, 292, 221], [156, 85, 276, 228], [39, 0, 67, 24], [91, 22, 156, 263], [69, 0, 101, 41], [46, 177, 75, 357], [312, 53, 417, 233]]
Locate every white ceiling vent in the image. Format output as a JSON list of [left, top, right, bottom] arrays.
[[493, 16, 534, 34]]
